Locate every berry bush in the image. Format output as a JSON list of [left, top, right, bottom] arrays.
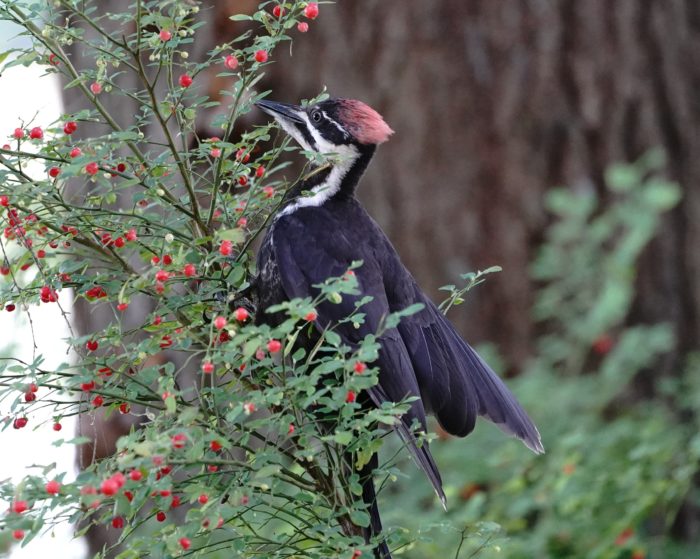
[[0, 1, 419, 557]]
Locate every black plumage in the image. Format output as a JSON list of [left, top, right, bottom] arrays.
[[255, 98, 543, 558]]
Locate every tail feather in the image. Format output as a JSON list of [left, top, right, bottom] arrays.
[[366, 384, 446, 507], [359, 453, 392, 559]]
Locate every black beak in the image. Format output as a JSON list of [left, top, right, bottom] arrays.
[[255, 100, 304, 123]]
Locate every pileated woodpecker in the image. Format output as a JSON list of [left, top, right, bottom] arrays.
[[255, 98, 543, 558]]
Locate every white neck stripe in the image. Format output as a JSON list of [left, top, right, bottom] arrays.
[[276, 145, 359, 219]]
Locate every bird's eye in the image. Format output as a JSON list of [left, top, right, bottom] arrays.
[[311, 110, 322, 123]]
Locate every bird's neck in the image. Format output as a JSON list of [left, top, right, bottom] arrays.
[[277, 144, 376, 218]]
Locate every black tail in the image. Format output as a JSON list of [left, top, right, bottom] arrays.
[[357, 453, 392, 559]]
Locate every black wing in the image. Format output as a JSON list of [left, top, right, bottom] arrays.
[[271, 209, 446, 505], [397, 292, 543, 453]]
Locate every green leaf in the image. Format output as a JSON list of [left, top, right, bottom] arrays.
[[348, 509, 370, 528]]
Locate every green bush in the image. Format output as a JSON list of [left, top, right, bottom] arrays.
[[385, 153, 700, 559]]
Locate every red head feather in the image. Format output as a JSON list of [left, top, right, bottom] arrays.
[[337, 99, 394, 145]]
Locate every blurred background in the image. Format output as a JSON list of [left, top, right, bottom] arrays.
[[3, 1, 700, 558]]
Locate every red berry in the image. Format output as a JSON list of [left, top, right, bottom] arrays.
[[46, 480, 60, 495], [255, 165, 265, 178], [254, 50, 268, 63], [267, 339, 282, 353], [13, 128, 24, 140], [237, 217, 248, 228], [297, 22, 309, 32], [615, 527, 634, 546], [117, 162, 127, 173], [171, 432, 187, 449], [159, 29, 172, 41], [163, 254, 172, 265], [53, 422, 62, 431], [354, 361, 367, 374], [129, 469, 143, 482], [6, 303, 16, 312], [183, 263, 196, 277], [13, 417, 28, 429], [111, 472, 126, 488], [69, 147, 82, 158], [85, 162, 99, 175], [210, 440, 223, 452], [29, 127, 43, 140], [119, 402, 130, 414], [12, 500, 28, 514], [0, 195, 8, 207], [202, 361, 214, 374], [207, 464, 219, 472], [36, 249, 46, 259], [170, 495, 181, 508], [235, 148, 250, 162], [272, 5, 284, 17], [92, 395, 104, 407], [262, 186, 274, 198], [0, 266, 8, 275], [24, 391, 36, 402], [304, 2, 319, 19], [81, 380, 95, 392], [238, 175, 248, 186], [117, 302, 129, 311], [156, 510, 166, 522], [124, 490, 134, 502], [210, 147, 221, 158], [90, 82, 102, 95], [81, 485, 97, 495], [592, 334, 614, 355], [178, 74, 193, 88], [305, 310, 317, 322], [63, 121, 77, 134], [219, 239, 233, 256], [234, 307, 249, 322], [49, 166, 60, 178], [100, 478, 119, 496], [114, 236, 125, 248], [243, 402, 256, 415], [224, 54, 238, 70], [40, 285, 59, 303], [125, 228, 137, 241], [214, 316, 227, 330], [12, 529, 24, 541], [155, 269, 170, 282], [151, 255, 161, 265], [345, 390, 356, 403], [111, 516, 124, 529], [159, 489, 171, 498], [179, 537, 191, 550], [288, 423, 295, 434], [198, 494, 208, 504]]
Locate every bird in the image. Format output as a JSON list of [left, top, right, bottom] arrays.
[[254, 97, 544, 559]]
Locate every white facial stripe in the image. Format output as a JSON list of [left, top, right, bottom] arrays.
[[322, 110, 349, 138], [272, 110, 315, 152], [300, 112, 345, 155]]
